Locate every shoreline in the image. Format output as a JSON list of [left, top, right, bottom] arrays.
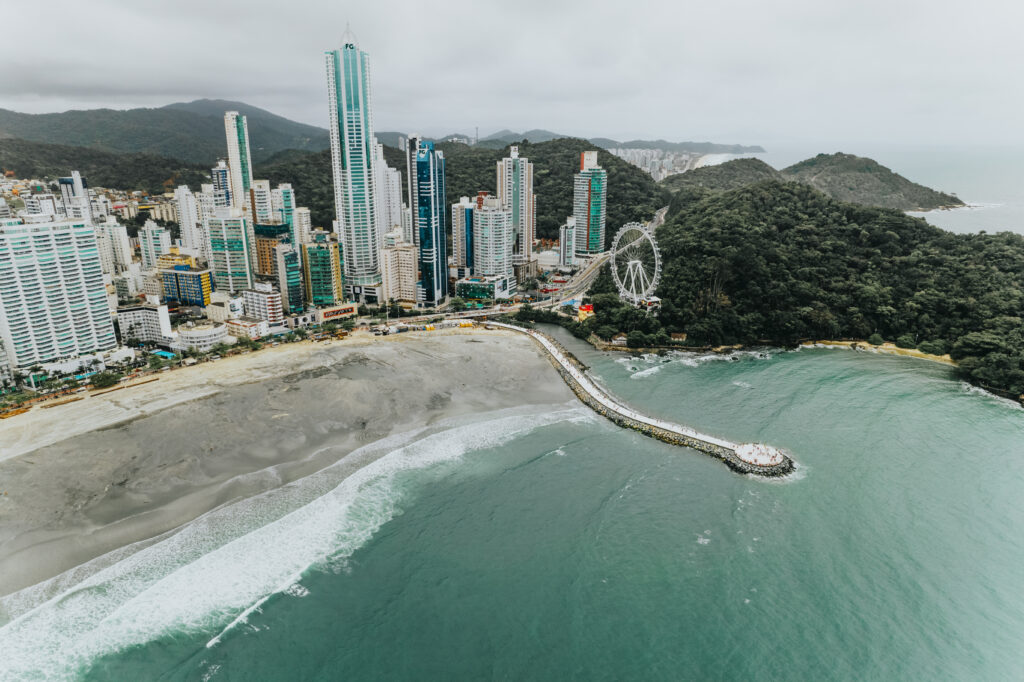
[[0, 329, 573, 597], [799, 339, 956, 366]]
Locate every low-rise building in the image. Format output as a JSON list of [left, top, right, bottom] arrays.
[[455, 275, 515, 301], [173, 322, 228, 353], [225, 316, 269, 340]]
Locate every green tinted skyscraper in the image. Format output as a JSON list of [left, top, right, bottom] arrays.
[[573, 151, 607, 256], [325, 28, 380, 303]]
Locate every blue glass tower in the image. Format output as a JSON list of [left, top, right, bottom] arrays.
[[415, 141, 447, 306]]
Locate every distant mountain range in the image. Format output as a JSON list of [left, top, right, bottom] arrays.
[[0, 100, 329, 165], [660, 154, 963, 211], [0, 100, 765, 165]]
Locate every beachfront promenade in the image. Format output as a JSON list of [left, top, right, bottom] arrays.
[[491, 322, 795, 477]]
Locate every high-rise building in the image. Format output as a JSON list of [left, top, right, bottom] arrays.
[[117, 298, 175, 346], [415, 141, 447, 306], [380, 230, 418, 304], [23, 194, 60, 218], [207, 207, 253, 292], [211, 160, 232, 208], [271, 184, 297, 230], [473, 196, 514, 282], [573, 151, 607, 256], [292, 207, 312, 245], [559, 217, 576, 267], [373, 142, 403, 243], [174, 185, 204, 257], [0, 220, 117, 369], [325, 29, 380, 303], [249, 179, 275, 224], [451, 196, 476, 273], [497, 146, 535, 265], [161, 266, 213, 307], [403, 134, 422, 245], [275, 244, 305, 314], [243, 282, 284, 327], [58, 171, 92, 222], [139, 220, 171, 269], [302, 237, 344, 307], [224, 111, 253, 210], [95, 218, 132, 275]]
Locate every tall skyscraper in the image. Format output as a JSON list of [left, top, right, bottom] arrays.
[[573, 151, 607, 256], [451, 196, 476, 273], [95, 218, 132, 275], [174, 185, 204, 256], [325, 29, 380, 303], [497, 146, 535, 265], [224, 111, 253, 210], [373, 141, 403, 243], [0, 220, 116, 369], [139, 220, 171, 269], [207, 207, 253, 292], [403, 134, 422, 245], [415, 141, 447, 306]]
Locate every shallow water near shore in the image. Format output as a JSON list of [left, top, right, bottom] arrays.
[[4, 328, 1024, 680]]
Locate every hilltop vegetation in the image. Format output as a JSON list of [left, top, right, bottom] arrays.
[[584, 180, 1024, 397], [661, 153, 963, 211], [0, 138, 208, 194], [0, 99, 329, 164], [782, 153, 963, 211], [259, 138, 667, 243]]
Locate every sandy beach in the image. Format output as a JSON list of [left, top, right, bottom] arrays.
[[801, 340, 956, 365], [0, 330, 573, 597]]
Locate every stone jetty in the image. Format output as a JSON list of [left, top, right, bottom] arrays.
[[490, 322, 796, 477]]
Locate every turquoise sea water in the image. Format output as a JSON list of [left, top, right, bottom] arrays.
[[3, 328, 1024, 680]]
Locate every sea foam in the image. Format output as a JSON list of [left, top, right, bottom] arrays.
[[0, 405, 591, 681]]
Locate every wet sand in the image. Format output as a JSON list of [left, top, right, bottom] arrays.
[[0, 330, 573, 597]]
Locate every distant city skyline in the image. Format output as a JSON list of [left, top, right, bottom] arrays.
[[4, 0, 1024, 147]]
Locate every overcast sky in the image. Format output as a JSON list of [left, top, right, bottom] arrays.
[[3, 0, 1021, 147]]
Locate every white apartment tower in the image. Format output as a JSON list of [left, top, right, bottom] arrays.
[[325, 29, 381, 303], [224, 111, 253, 210], [174, 185, 204, 257], [497, 146, 535, 265], [373, 141, 403, 244], [0, 220, 117, 368], [293, 207, 312, 245], [139, 220, 171, 269], [473, 197, 514, 280]]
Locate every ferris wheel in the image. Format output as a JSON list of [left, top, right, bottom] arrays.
[[610, 222, 662, 306]]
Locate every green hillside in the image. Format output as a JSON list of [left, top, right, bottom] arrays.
[[581, 180, 1024, 397], [0, 138, 208, 194], [259, 138, 668, 242], [660, 153, 964, 211], [781, 153, 963, 211], [660, 158, 782, 193], [0, 100, 329, 165]]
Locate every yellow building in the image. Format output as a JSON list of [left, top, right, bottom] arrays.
[[155, 247, 194, 270]]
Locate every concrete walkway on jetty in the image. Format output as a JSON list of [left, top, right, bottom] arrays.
[[490, 322, 795, 477]]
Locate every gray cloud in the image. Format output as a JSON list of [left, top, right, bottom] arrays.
[[2, 0, 1022, 146]]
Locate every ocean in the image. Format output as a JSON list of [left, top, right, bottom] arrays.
[[2, 326, 1022, 680]]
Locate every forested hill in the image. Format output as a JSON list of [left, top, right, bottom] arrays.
[[782, 153, 963, 210], [651, 181, 1024, 396], [0, 138, 208, 194], [660, 153, 963, 211], [660, 158, 782, 193], [259, 138, 667, 243], [0, 100, 329, 164]]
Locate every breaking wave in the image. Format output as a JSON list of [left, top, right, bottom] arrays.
[[0, 406, 592, 680]]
